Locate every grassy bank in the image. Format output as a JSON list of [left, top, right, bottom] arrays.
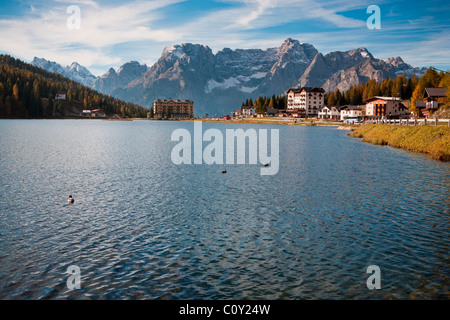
[[349, 124, 450, 161]]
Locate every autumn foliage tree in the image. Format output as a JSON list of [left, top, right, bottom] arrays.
[[410, 68, 447, 113], [0, 54, 148, 118]]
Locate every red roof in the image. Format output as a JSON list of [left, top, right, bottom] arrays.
[[364, 96, 402, 103]]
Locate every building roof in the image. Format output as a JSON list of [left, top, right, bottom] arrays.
[[320, 105, 345, 111], [286, 88, 301, 93], [286, 87, 325, 94], [242, 106, 256, 110], [424, 87, 447, 98], [154, 99, 193, 103], [364, 96, 402, 103], [301, 87, 325, 93], [341, 105, 362, 110]]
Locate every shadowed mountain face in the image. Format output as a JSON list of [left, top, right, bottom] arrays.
[[93, 61, 148, 95], [32, 39, 426, 116], [296, 48, 374, 89]]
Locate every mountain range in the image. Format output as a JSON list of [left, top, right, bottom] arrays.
[[31, 57, 97, 88], [31, 38, 427, 116]]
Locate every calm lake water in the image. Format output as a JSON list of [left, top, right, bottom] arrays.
[[0, 120, 448, 299]]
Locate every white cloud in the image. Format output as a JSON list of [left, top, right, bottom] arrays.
[[54, 0, 100, 8], [0, 0, 448, 75], [0, 0, 185, 74], [0, 0, 372, 74], [217, 0, 367, 29]]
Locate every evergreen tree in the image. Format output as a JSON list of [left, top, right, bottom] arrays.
[[13, 83, 20, 101], [31, 79, 41, 117], [47, 94, 54, 117], [327, 92, 336, 105], [410, 68, 442, 113], [334, 88, 342, 106], [255, 97, 264, 114], [268, 97, 275, 110], [349, 85, 359, 105], [5, 96, 13, 118]]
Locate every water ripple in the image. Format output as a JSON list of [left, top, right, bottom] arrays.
[[0, 120, 449, 299]]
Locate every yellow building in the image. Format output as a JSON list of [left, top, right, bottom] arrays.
[[151, 99, 194, 119]]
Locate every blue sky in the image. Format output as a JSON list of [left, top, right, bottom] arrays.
[[0, 0, 449, 76]]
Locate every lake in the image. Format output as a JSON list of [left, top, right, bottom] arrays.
[[0, 120, 448, 299]]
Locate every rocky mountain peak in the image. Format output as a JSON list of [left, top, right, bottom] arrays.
[[117, 61, 147, 77], [93, 61, 148, 94], [104, 67, 117, 76], [280, 38, 300, 51], [31, 57, 95, 87], [278, 38, 317, 60], [386, 56, 405, 67], [162, 43, 213, 61], [162, 44, 183, 59], [348, 47, 373, 59], [68, 62, 95, 77]]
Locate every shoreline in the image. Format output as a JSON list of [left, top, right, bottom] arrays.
[[349, 124, 450, 161], [182, 118, 341, 126]]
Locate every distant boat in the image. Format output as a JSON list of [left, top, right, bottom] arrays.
[[222, 169, 227, 174], [264, 163, 270, 167]]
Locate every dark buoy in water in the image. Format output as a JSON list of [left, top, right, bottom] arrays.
[[68, 195, 74, 203], [222, 169, 227, 174]]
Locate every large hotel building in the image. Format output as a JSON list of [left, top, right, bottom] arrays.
[[151, 99, 194, 119], [286, 87, 325, 116]]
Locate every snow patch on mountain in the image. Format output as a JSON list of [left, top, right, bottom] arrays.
[[239, 86, 258, 93], [163, 44, 185, 59], [251, 72, 267, 79], [205, 77, 241, 93]]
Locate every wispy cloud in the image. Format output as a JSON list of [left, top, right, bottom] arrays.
[[29, 0, 36, 12], [215, 0, 367, 30], [0, 0, 185, 74], [0, 0, 448, 74], [54, 0, 100, 9]]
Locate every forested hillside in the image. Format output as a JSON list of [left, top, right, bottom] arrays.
[[0, 55, 148, 118]]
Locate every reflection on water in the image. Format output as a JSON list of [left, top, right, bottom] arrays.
[[0, 120, 448, 299]]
